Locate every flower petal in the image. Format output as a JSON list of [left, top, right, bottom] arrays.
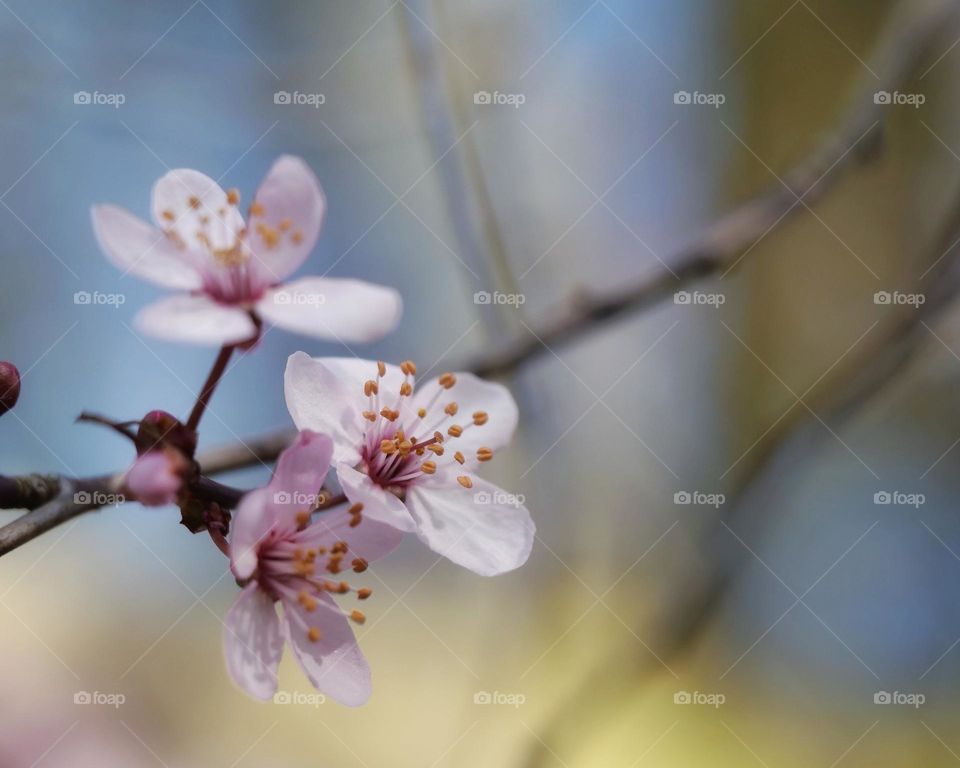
[[223, 583, 283, 701], [135, 294, 257, 346], [257, 277, 402, 343], [123, 451, 182, 507], [337, 463, 415, 533], [294, 506, 404, 562], [282, 593, 371, 706], [405, 474, 534, 576], [248, 155, 326, 280], [266, 430, 333, 532], [151, 168, 245, 260], [91, 205, 202, 290], [412, 372, 518, 461], [230, 487, 275, 580], [285, 353, 405, 466]]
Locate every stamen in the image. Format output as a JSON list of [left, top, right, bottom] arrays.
[[477, 447, 493, 462], [357, 588, 372, 600], [352, 558, 368, 573], [473, 411, 489, 426], [454, 451, 465, 465], [226, 188, 240, 205], [421, 460, 436, 474], [400, 360, 417, 376], [457, 476, 473, 489], [448, 425, 463, 438], [350, 610, 366, 625], [364, 380, 379, 397], [444, 402, 458, 416], [308, 627, 322, 642], [439, 373, 456, 389], [377, 361, 386, 377]]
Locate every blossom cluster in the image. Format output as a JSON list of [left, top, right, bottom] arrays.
[[89, 157, 534, 705]]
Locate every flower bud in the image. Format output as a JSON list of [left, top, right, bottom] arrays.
[[0, 362, 20, 415], [135, 410, 197, 458]]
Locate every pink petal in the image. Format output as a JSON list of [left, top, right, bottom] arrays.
[[223, 583, 283, 700], [230, 488, 275, 581], [282, 593, 371, 706], [405, 474, 534, 576], [412, 372, 518, 462], [248, 155, 326, 281], [265, 430, 333, 532], [256, 277, 402, 343], [151, 168, 245, 263], [337, 463, 415, 533], [285, 353, 404, 466], [91, 205, 202, 291], [135, 294, 257, 346], [124, 451, 182, 507], [294, 501, 405, 560]]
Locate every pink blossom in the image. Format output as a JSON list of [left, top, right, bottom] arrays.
[[123, 449, 185, 507], [91, 156, 402, 346], [284, 355, 534, 577], [224, 430, 401, 705]]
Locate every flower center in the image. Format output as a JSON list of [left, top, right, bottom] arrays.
[[355, 361, 493, 493]]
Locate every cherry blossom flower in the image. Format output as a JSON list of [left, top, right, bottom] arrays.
[[224, 430, 401, 705], [123, 449, 187, 507], [91, 156, 402, 346], [284, 354, 534, 577]]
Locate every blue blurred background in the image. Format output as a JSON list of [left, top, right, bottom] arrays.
[[4, 0, 960, 765]]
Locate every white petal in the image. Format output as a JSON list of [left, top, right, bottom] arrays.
[[337, 463, 415, 533], [135, 294, 257, 346], [412, 372, 518, 460], [257, 277, 402, 343], [282, 594, 371, 706], [223, 584, 283, 701], [249, 155, 326, 281], [405, 474, 534, 576], [293, 505, 404, 561], [284, 353, 404, 466], [91, 205, 202, 290], [151, 168, 245, 259], [266, 430, 333, 533]]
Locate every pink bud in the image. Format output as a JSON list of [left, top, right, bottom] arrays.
[[0, 362, 20, 415], [124, 450, 187, 507], [135, 410, 197, 458]]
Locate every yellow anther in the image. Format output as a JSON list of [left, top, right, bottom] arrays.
[[352, 558, 368, 573], [308, 627, 322, 642], [249, 201, 265, 217], [418, 408, 427, 418], [477, 447, 493, 462], [444, 402, 458, 416], [400, 382, 413, 396], [421, 460, 437, 474], [454, 451, 465, 465], [439, 373, 456, 389], [457, 475, 473, 489], [377, 361, 387, 377], [427, 444, 444, 456], [350, 610, 366, 625], [226, 188, 240, 205], [473, 411, 489, 426], [188, 196, 201, 209], [448, 425, 463, 438], [364, 380, 379, 397], [161, 209, 175, 221], [358, 588, 372, 600]]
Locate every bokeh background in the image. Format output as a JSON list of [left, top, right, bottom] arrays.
[[3, 0, 960, 765]]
